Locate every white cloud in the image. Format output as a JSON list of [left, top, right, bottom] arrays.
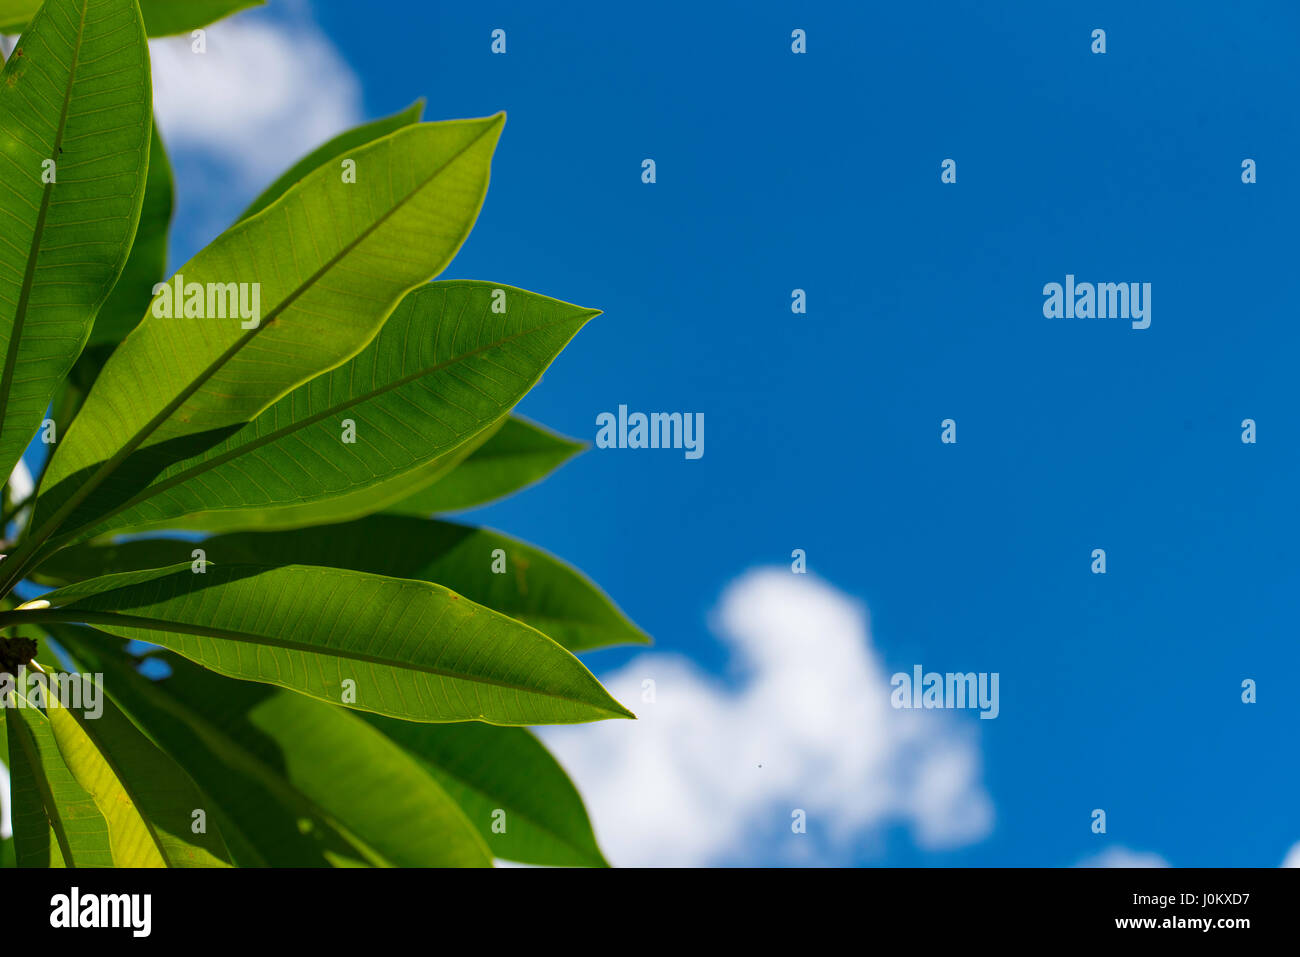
[[0, 460, 33, 841], [1282, 842, 1300, 867], [1075, 847, 1171, 868], [542, 569, 994, 866], [149, 12, 362, 190], [7, 458, 32, 504]]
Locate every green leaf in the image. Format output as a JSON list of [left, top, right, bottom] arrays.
[[55, 627, 493, 866], [60, 121, 173, 427], [30, 114, 506, 547], [136, 0, 263, 36], [4, 693, 114, 866], [0, 1, 41, 33], [365, 716, 608, 867], [37, 516, 651, 653], [1, 0, 263, 35], [388, 416, 585, 515], [51, 625, 367, 866], [239, 100, 425, 223], [0, 0, 151, 487], [53, 281, 598, 540], [23, 563, 636, 724], [43, 679, 233, 866], [87, 122, 174, 348]]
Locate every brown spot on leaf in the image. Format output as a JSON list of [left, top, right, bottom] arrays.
[[0, 635, 38, 675]]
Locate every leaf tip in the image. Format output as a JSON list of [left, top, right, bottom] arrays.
[[610, 700, 637, 721]]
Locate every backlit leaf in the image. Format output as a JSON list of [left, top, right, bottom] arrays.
[[0, 0, 151, 486]]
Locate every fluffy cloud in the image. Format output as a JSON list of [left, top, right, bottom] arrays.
[[1075, 847, 1171, 868], [541, 569, 994, 866], [1282, 842, 1300, 867], [149, 9, 362, 190]]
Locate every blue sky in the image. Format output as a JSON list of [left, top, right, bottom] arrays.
[[63, 0, 1300, 866]]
